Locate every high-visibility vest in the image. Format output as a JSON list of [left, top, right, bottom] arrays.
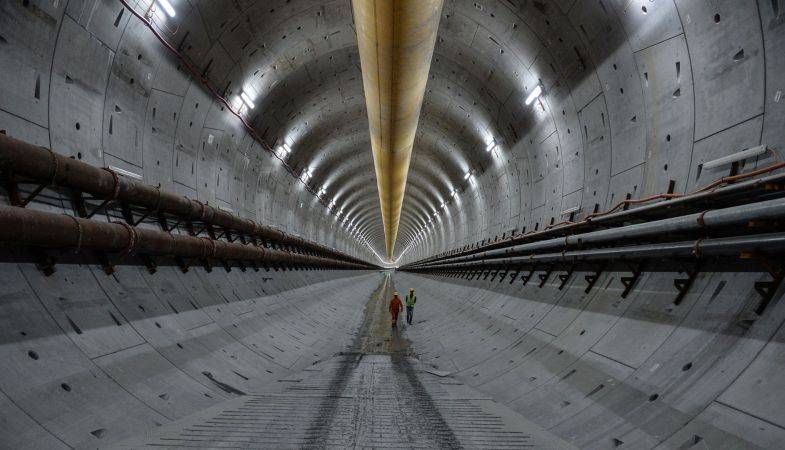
[[405, 293, 417, 307]]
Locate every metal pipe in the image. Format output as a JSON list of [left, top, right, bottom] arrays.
[[352, 0, 444, 259], [0, 134, 367, 266], [409, 197, 785, 268], [413, 171, 785, 266], [410, 233, 785, 271], [0, 206, 371, 270]]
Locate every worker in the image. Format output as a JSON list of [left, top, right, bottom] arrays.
[[389, 291, 403, 328], [405, 288, 417, 325]]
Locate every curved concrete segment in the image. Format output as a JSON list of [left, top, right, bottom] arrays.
[[396, 271, 785, 449], [1, 0, 784, 449]]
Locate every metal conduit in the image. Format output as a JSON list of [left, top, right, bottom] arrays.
[[0, 134, 367, 266], [408, 197, 785, 268], [0, 206, 371, 270], [407, 233, 785, 271], [415, 172, 785, 266]]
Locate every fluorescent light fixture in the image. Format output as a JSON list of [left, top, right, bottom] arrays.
[[464, 170, 472, 180], [486, 140, 496, 152], [231, 95, 244, 111], [282, 143, 292, 153], [702, 145, 768, 170], [157, 0, 176, 17], [525, 84, 542, 106], [301, 168, 312, 181], [240, 91, 255, 109], [108, 165, 143, 181], [560, 206, 580, 216]]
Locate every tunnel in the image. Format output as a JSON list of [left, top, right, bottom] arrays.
[[1, 0, 784, 448]]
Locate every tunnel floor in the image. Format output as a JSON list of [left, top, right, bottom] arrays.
[[114, 274, 573, 449]]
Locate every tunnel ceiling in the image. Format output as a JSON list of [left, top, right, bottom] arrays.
[[179, 0, 601, 262], [10, 0, 775, 265]]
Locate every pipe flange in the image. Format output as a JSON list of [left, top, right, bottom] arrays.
[[696, 210, 712, 227], [114, 221, 138, 257], [101, 167, 122, 201], [47, 148, 60, 186], [201, 236, 217, 258], [692, 238, 705, 258], [68, 215, 83, 253]]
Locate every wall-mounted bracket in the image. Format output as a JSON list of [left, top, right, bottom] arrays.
[[140, 254, 157, 274], [538, 267, 553, 288], [3, 172, 47, 207], [34, 249, 56, 276], [584, 265, 604, 294], [558, 266, 574, 290], [673, 261, 701, 305], [508, 269, 521, 284], [96, 251, 115, 275], [620, 262, 643, 298], [497, 270, 509, 283], [521, 268, 536, 286], [748, 252, 784, 315]]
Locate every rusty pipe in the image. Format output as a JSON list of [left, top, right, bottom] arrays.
[[0, 134, 367, 266], [0, 205, 371, 270]]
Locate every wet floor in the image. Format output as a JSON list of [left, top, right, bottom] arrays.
[[115, 274, 573, 449]]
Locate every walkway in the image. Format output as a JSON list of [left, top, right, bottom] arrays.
[[114, 273, 573, 449]]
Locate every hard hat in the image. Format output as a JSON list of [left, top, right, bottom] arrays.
[[409, 288, 414, 291], [393, 291, 399, 296]]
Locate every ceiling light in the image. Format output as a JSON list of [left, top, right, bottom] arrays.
[[525, 84, 542, 106], [240, 91, 256, 109], [108, 165, 143, 181], [157, 0, 176, 17], [486, 139, 496, 152], [560, 206, 580, 216], [702, 145, 768, 170], [464, 170, 473, 180]]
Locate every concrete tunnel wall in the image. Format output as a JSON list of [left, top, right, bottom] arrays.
[[0, 0, 784, 448]]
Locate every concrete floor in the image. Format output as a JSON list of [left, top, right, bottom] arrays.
[[113, 273, 573, 449]]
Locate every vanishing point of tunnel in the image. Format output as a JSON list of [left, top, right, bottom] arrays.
[[1, 0, 785, 448]]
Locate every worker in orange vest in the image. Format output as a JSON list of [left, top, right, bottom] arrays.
[[389, 291, 403, 328]]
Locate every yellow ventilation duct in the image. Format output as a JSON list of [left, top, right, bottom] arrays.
[[352, 0, 444, 260]]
